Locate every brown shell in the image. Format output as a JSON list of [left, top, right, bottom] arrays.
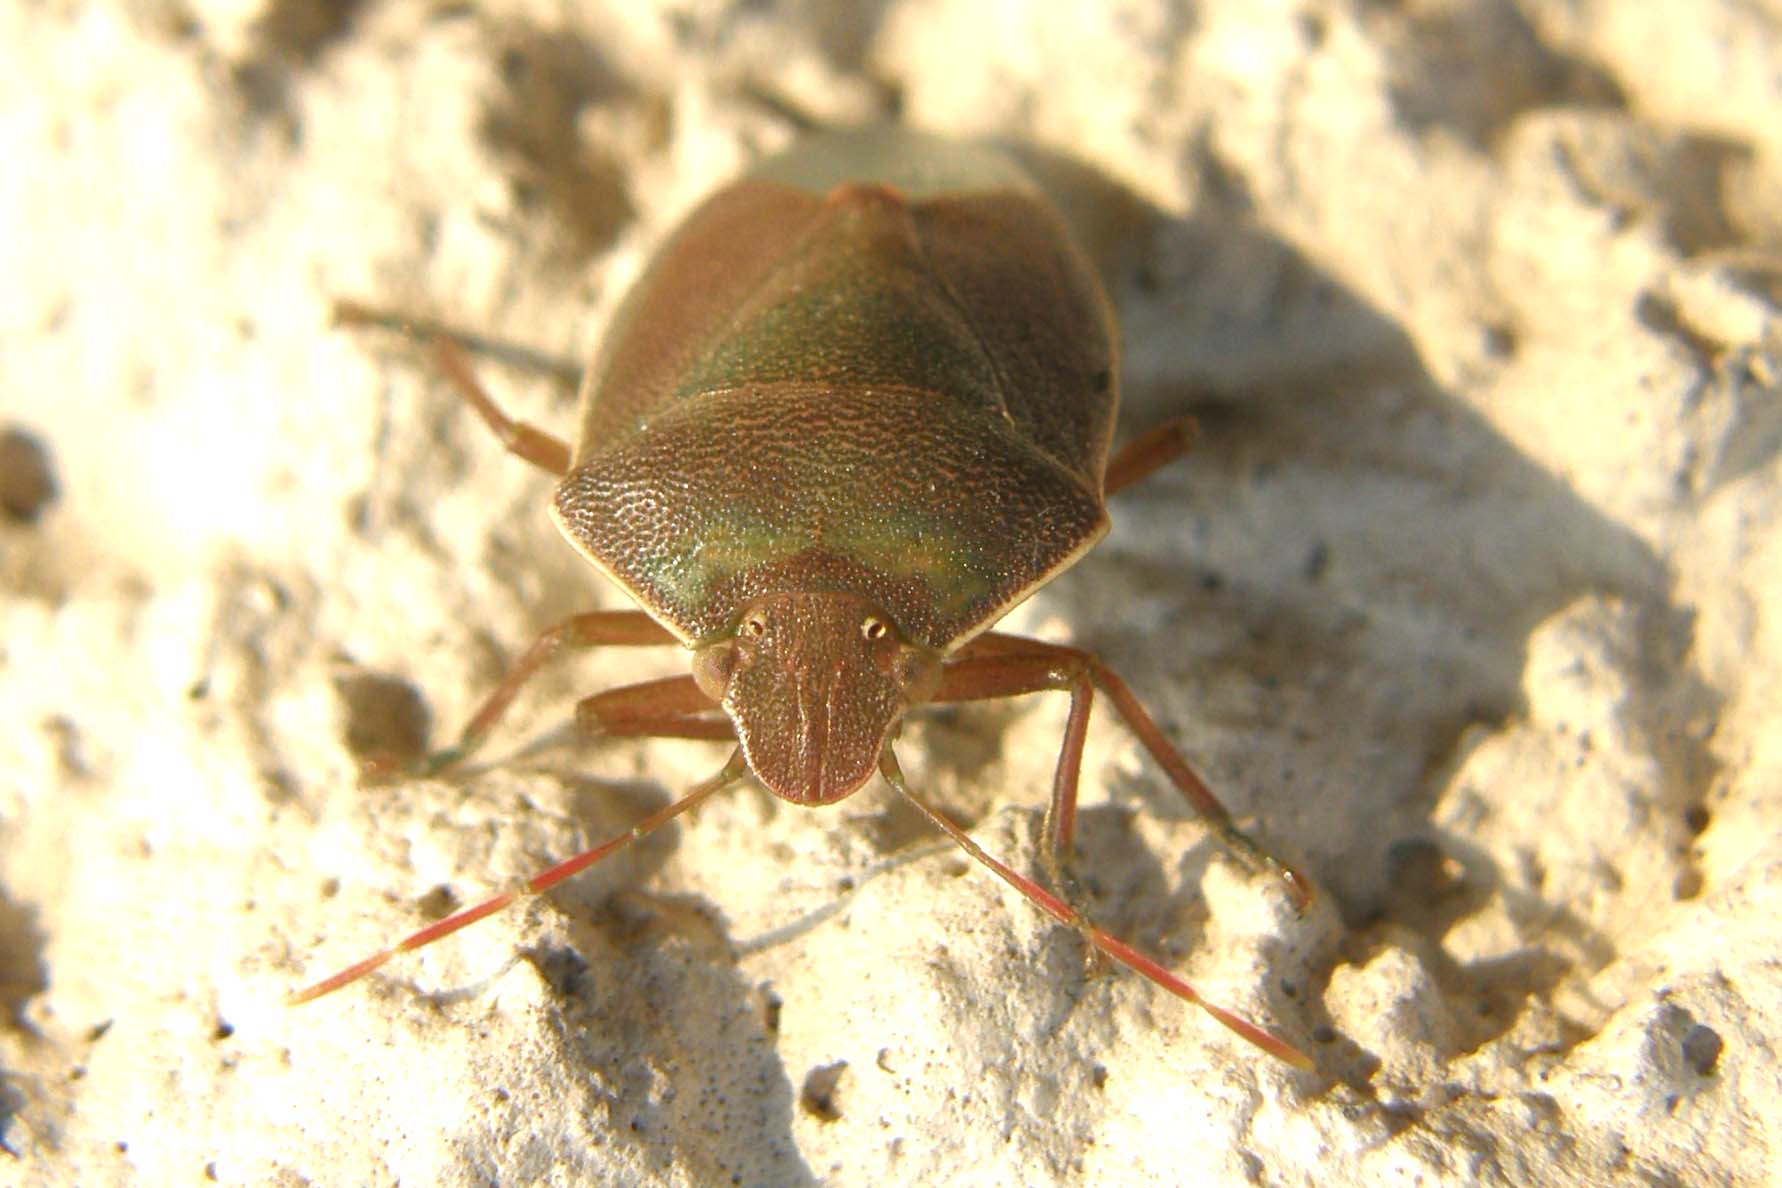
[[552, 130, 1119, 650]]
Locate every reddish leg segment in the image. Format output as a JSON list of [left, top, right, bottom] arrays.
[[576, 674, 735, 741], [937, 634, 1313, 912], [291, 750, 752, 1004], [370, 610, 680, 781], [879, 750, 1311, 1069], [428, 337, 572, 477], [334, 298, 575, 475], [1104, 416, 1197, 496], [930, 641, 1093, 900]]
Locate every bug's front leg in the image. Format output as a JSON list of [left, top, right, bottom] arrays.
[[292, 749, 753, 1005], [935, 634, 1314, 912]]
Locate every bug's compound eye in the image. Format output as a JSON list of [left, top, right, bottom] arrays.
[[740, 614, 768, 639], [692, 639, 739, 701], [861, 616, 890, 642]]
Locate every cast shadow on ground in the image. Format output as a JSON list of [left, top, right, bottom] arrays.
[[0, 891, 47, 1159], [978, 141, 1713, 1073], [528, 883, 818, 1187]]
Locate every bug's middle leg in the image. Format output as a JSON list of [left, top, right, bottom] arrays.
[[575, 674, 734, 742], [931, 646, 1094, 899], [936, 634, 1313, 912], [367, 610, 680, 781]]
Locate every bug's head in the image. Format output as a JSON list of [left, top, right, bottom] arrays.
[[693, 592, 942, 805]]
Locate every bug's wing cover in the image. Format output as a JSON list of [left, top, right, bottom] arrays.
[[570, 177, 821, 463], [558, 133, 1118, 649], [748, 128, 1120, 488]]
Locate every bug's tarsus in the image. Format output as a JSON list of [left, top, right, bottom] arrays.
[[878, 749, 1312, 1070], [1091, 419, 1317, 902], [331, 298, 582, 384], [357, 739, 484, 786], [357, 746, 461, 787], [291, 750, 752, 1005]]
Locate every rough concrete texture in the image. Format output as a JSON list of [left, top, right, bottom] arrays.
[[3, 1, 1780, 1184]]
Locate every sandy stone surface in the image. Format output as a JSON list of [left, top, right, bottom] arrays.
[[3, 1, 1780, 1184]]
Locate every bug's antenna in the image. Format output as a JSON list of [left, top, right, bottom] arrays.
[[877, 749, 1312, 1070], [290, 749, 752, 1005]]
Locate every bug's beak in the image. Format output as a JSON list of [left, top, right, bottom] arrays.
[[695, 592, 939, 805]]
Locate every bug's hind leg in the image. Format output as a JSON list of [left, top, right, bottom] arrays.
[[332, 299, 576, 476], [426, 337, 571, 476], [1104, 416, 1198, 496]]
